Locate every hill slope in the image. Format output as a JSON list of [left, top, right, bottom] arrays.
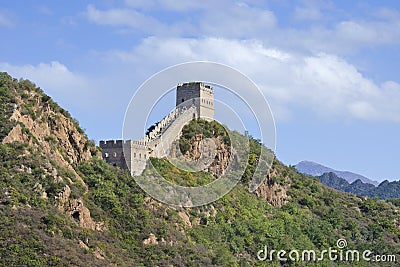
[[1, 72, 399, 266], [319, 172, 400, 200]]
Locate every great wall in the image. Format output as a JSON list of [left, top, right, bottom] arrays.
[[100, 82, 215, 175]]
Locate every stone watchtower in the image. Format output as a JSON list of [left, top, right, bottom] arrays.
[[176, 82, 214, 121], [99, 140, 128, 169]]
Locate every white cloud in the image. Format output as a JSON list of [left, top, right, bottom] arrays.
[[285, 14, 400, 54], [86, 4, 168, 34], [0, 61, 84, 91], [0, 11, 13, 27], [86, 2, 276, 38], [124, 0, 223, 11], [38, 5, 53, 16], [294, 6, 322, 21], [198, 4, 276, 38], [99, 37, 400, 122], [334, 20, 400, 45], [85, 2, 400, 55], [108, 37, 255, 67], [6, 38, 396, 125], [7, 2, 398, 126], [0, 61, 96, 111]]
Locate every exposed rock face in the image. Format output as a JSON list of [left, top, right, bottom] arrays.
[[93, 247, 105, 260], [182, 134, 200, 159], [33, 182, 48, 199], [180, 132, 289, 207], [56, 185, 72, 209], [178, 211, 192, 228], [0, 84, 106, 229], [0, 86, 107, 231], [78, 240, 105, 260], [2, 91, 97, 186], [206, 139, 231, 177], [204, 205, 217, 218], [78, 240, 89, 250], [253, 169, 289, 207], [6, 107, 91, 162], [183, 134, 231, 177], [143, 233, 158, 245], [66, 199, 105, 231], [56, 185, 104, 231], [2, 124, 29, 144]]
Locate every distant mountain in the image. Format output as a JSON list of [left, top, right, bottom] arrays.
[[295, 160, 379, 186], [319, 172, 400, 200]]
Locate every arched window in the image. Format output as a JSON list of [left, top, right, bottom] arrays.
[[134, 152, 136, 158], [182, 98, 184, 103], [104, 152, 109, 158], [113, 152, 117, 157]]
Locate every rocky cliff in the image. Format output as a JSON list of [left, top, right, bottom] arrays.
[[253, 168, 289, 207], [182, 133, 232, 177], [2, 77, 96, 173], [178, 121, 289, 207], [0, 73, 102, 231]]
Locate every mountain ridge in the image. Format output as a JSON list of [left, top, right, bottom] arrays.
[[295, 160, 379, 185], [319, 172, 400, 200]]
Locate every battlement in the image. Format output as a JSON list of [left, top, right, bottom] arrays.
[[99, 140, 123, 148], [99, 139, 147, 148], [177, 82, 213, 94]]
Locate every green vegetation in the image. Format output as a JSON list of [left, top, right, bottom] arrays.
[[179, 118, 231, 155], [0, 72, 400, 266], [150, 157, 215, 186], [319, 172, 400, 200], [0, 72, 17, 140]]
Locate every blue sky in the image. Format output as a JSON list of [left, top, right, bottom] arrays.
[[1, 0, 399, 182]]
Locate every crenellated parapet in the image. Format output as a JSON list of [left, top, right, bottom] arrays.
[[99, 139, 123, 148], [146, 105, 195, 142]]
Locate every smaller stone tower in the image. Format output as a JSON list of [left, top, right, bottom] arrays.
[[176, 82, 214, 121], [99, 140, 127, 169], [99, 139, 148, 176]]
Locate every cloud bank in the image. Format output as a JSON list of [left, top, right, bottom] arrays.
[[97, 37, 400, 122]]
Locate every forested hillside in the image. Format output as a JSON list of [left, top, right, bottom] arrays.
[[319, 172, 400, 200], [0, 72, 399, 266]]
